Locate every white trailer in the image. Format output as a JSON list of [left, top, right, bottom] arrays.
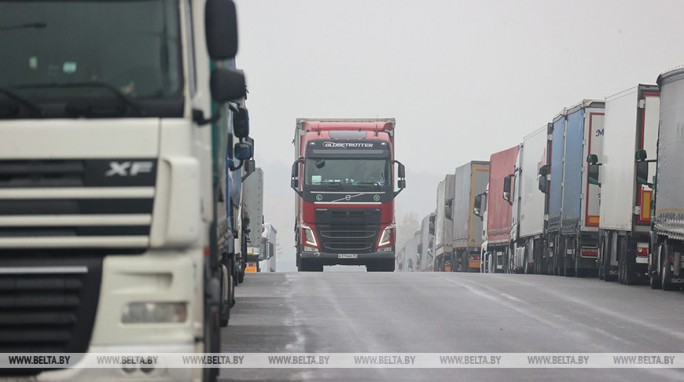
[[649, 69, 684, 290], [595, 85, 659, 284], [510, 126, 548, 273], [433, 175, 455, 271]]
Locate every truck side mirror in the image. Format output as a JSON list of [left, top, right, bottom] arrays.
[[636, 161, 649, 186], [538, 176, 548, 194], [502, 176, 512, 204], [394, 160, 406, 196], [587, 154, 598, 165], [205, 0, 238, 60], [474, 194, 482, 218], [291, 158, 303, 193], [234, 142, 252, 160], [211, 68, 246, 103], [538, 164, 549, 177], [588, 164, 600, 186], [243, 159, 255, 176], [233, 107, 249, 138]]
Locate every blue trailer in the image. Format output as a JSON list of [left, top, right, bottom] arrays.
[[544, 100, 605, 276]]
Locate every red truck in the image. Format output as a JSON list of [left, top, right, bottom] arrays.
[[290, 118, 406, 272], [476, 145, 520, 273]]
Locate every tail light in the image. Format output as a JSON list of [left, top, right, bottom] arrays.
[[636, 243, 649, 257]]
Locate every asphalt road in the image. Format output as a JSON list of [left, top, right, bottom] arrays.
[[219, 272, 684, 381]]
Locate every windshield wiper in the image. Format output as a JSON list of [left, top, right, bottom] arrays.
[[355, 181, 383, 189], [0, 87, 46, 118], [15, 82, 145, 117]]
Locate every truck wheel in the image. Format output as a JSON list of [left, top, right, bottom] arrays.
[[299, 260, 323, 272], [220, 264, 231, 327], [238, 269, 245, 284], [203, 298, 220, 382], [650, 246, 661, 289], [367, 260, 395, 272], [661, 243, 674, 291]]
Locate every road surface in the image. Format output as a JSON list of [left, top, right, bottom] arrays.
[[219, 272, 684, 381]]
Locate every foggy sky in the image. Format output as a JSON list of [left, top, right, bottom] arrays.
[[233, 0, 684, 271]]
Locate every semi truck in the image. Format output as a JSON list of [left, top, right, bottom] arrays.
[[544, 100, 604, 277], [589, 85, 659, 284], [506, 126, 548, 274], [259, 223, 277, 272], [0, 1, 249, 381], [433, 175, 455, 271], [647, 68, 684, 290], [476, 146, 519, 273], [241, 167, 264, 274], [290, 118, 406, 272], [418, 213, 435, 271], [452, 161, 489, 272]]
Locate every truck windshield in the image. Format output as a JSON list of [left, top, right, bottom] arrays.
[[0, 0, 183, 119], [305, 158, 390, 189]]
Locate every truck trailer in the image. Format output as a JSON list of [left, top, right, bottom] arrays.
[[418, 213, 435, 271], [544, 100, 604, 277], [451, 161, 489, 272], [647, 69, 684, 290], [259, 223, 277, 272], [241, 167, 264, 274], [477, 146, 519, 273], [507, 126, 548, 274], [0, 1, 249, 381], [291, 119, 406, 272], [591, 85, 659, 284], [433, 174, 455, 271]]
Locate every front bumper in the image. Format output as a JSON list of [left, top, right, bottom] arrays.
[[300, 250, 394, 266]]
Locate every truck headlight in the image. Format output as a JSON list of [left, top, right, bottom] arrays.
[[378, 226, 394, 247], [302, 225, 318, 247], [122, 302, 187, 324]]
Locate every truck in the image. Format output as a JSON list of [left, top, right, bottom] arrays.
[[433, 174, 455, 271], [259, 223, 277, 272], [544, 100, 604, 277], [506, 127, 548, 274], [588, 85, 659, 284], [475, 145, 519, 273], [241, 167, 264, 274], [418, 213, 435, 271], [451, 161, 489, 272], [647, 68, 684, 290], [0, 1, 249, 381], [290, 118, 406, 272]]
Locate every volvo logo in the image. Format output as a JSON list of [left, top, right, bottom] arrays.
[[316, 194, 323, 201], [105, 161, 154, 176], [345, 195, 352, 201]]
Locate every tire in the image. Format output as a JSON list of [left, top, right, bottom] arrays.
[[661, 243, 674, 291], [367, 260, 395, 272], [649, 246, 661, 289], [220, 263, 231, 327], [299, 260, 323, 272], [238, 268, 245, 283], [203, 288, 220, 382]]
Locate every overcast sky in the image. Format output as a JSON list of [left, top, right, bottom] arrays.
[[233, 0, 684, 271]]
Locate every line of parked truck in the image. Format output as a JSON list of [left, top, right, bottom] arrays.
[[397, 67, 684, 291]]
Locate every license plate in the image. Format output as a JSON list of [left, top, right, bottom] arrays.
[[338, 254, 358, 259]]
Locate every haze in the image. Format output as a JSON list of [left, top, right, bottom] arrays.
[[233, 0, 684, 271]]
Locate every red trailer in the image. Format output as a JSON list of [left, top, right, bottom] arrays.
[[478, 145, 520, 273]]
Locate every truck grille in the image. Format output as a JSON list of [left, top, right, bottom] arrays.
[[315, 208, 381, 254], [0, 159, 156, 252], [0, 258, 102, 355]]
